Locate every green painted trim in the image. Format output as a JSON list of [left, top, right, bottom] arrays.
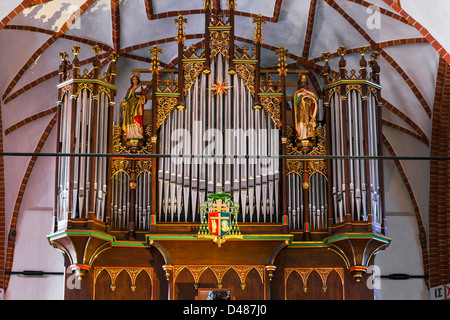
[[47, 230, 150, 247], [155, 92, 180, 97], [47, 229, 390, 249], [323, 79, 381, 91], [259, 92, 283, 97], [57, 78, 116, 90], [324, 233, 391, 244], [209, 25, 231, 31], [289, 233, 391, 248], [242, 235, 292, 241], [147, 235, 198, 241], [182, 58, 206, 63], [233, 59, 258, 64]]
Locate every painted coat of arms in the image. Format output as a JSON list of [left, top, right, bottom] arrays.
[[197, 191, 242, 247]]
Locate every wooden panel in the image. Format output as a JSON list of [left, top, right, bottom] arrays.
[[174, 268, 196, 300], [94, 267, 153, 300]]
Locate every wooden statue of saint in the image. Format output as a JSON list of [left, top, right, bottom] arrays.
[[292, 75, 318, 141], [122, 75, 149, 151]]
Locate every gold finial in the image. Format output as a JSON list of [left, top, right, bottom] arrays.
[[228, 0, 236, 11], [275, 46, 289, 76], [359, 46, 368, 56], [189, 44, 198, 52], [72, 45, 80, 56], [109, 51, 118, 62], [149, 44, 162, 75], [337, 45, 347, 56], [59, 51, 69, 61], [322, 51, 331, 62], [174, 15, 188, 44], [253, 15, 266, 44], [203, 0, 211, 10], [370, 51, 380, 62], [92, 45, 102, 56]]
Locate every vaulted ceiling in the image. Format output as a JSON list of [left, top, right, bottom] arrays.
[[0, 0, 448, 275]]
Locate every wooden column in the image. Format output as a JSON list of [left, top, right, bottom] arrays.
[[203, 0, 212, 74], [105, 52, 118, 233], [322, 52, 334, 235], [55, 50, 70, 232], [228, 0, 236, 74], [276, 46, 289, 233], [88, 46, 102, 221], [252, 15, 265, 108], [128, 160, 136, 240], [337, 47, 353, 230], [371, 52, 385, 234], [149, 44, 162, 233], [175, 15, 187, 108], [302, 171, 311, 240]]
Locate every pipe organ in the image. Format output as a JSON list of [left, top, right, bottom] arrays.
[[49, 1, 391, 300]]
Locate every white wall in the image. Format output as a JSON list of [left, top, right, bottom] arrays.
[[373, 148, 429, 300], [4, 128, 65, 300]]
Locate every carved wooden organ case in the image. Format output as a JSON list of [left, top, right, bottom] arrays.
[[49, 1, 391, 300]]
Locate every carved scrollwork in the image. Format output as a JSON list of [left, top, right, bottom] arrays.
[[111, 159, 131, 177], [157, 96, 178, 130], [98, 84, 112, 100], [346, 84, 362, 95], [136, 160, 152, 177], [112, 125, 129, 154], [76, 82, 94, 95], [184, 61, 204, 92], [112, 124, 152, 155], [259, 95, 281, 129], [210, 30, 230, 59], [286, 126, 327, 177], [235, 63, 256, 96]]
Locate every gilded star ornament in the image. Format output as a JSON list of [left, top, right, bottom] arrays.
[[208, 78, 232, 97]]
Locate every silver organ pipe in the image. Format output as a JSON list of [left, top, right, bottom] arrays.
[[111, 171, 130, 229], [57, 92, 71, 226], [368, 92, 382, 226], [94, 92, 109, 222], [327, 85, 381, 226], [56, 84, 113, 228], [157, 53, 280, 223], [135, 171, 151, 229], [309, 173, 327, 230], [330, 92, 344, 223]]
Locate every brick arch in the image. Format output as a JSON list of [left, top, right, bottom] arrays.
[[381, 0, 450, 64]]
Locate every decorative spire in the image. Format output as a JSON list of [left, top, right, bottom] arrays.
[[203, 0, 211, 10], [359, 46, 368, 79], [174, 15, 187, 44], [275, 46, 289, 77], [72, 45, 80, 57], [71, 45, 81, 77], [149, 44, 162, 76], [109, 51, 118, 64], [58, 50, 70, 80], [108, 51, 118, 84], [253, 15, 266, 44], [59, 50, 69, 62], [92, 45, 102, 77], [370, 51, 380, 83], [227, 0, 236, 11], [92, 44, 102, 56], [322, 51, 331, 83], [337, 45, 347, 79]]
